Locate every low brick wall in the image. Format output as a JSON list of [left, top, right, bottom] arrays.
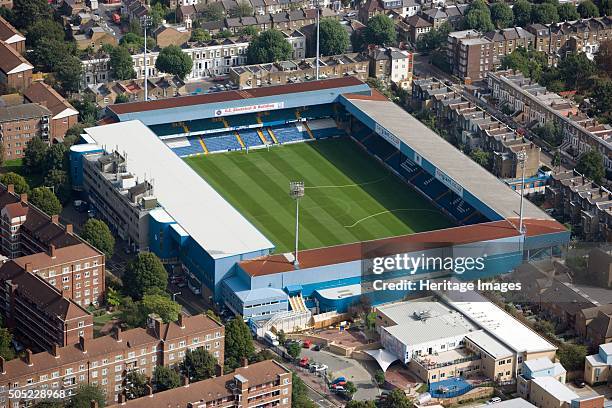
[[437, 387, 494, 406]]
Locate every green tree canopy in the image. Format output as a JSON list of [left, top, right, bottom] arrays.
[[286, 342, 301, 359], [67, 384, 106, 408], [153, 365, 180, 392], [224, 316, 255, 370], [464, 8, 495, 32], [43, 143, 68, 173], [557, 52, 596, 89], [141, 294, 181, 323], [30, 187, 62, 216], [0, 328, 15, 361], [190, 28, 212, 42], [557, 3, 580, 21], [595, 0, 612, 15], [180, 348, 217, 382], [0, 172, 30, 195], [56, 55, 83, 94], [576, 149, 605, 184], [345, 402, 376, 408], [198, 3, 224, 21], [490, 1, 513, 28], [557, 343, 587, 371], [124, 371, 149, 400], [292, 372, 316, 408], [469, 148, 491, 169], [155, 45, 193, 80], [246, 29, 293, 64], [30, 38, 75, 73], [380, 389, 413, 408], [114, 94, 130, 104], [43, 169, 70, 204], [26, 19, 65, 46], [229, 0, 253, 17], [595, 39, 612, 77], [81, 218, 115, 259], [363, 14, 396, 46], [123, 252, 168, 299], [110, 46, 136, 80], [532, 3, 560, 24], [578, 0, 600, 17], [319, 18, 349, 56], [513, 0, 533, 26], [12, 0, 51, 29], [416, 22, 451, 51], [239, 26, 259, 36], [590, 79, 612, 123]]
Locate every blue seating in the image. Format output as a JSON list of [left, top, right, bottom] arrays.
[[310, 127, 342, 139], [398, 158, 421, 180], [203, 133, 242, 152], [169, 137, 204, 157], [262, 109, 299, 126], [239, 129, 265, 148], [271, 124, 310, 144], [385, 151, 401, 171], [362, 135, 397, 159], [352, 127, 372, 142], [435, 193, 478, 222]]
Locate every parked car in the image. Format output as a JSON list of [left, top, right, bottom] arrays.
[[298, 357, 309, 367], [310, 363, 328, 372], [312, 344, 321, 351], [573, 378, 586, 388], [487, 398, 502, 404], [303, 340, 312, 349]]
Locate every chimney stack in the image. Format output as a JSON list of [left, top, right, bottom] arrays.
[[118, 393, 126, 405], [66, 224, 73, 234], [79, 336, 87, 353], [49, 244, 56, 259], [0, 356, 5, 374], [181, 375, 189, 387], [25, 349, 33, 366], [20, 193, 27, 203], [215, 363, 223, 377], [52, 343, 60, 358], [115, 326, 122, 342], [241, 357, 249, 368], [178, 313, 185, 329], [24, 263, 33, 273], [51, 215, 59, 224], [7, 184, 14, 194]]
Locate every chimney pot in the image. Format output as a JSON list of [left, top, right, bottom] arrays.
[[25, 349, 33, 366], [181, 375, 189, 387], [20, 193, 27, 203], [178, 313, 185, 329], [0, 356, 4, 374], [215, 363, 223, 377], [118, 393, 126, 404], [241, 357, 249, 368], [6, 184, 14, 194], [115, 326, 122, 342], [52, 343, 60, 358], [79, 336, 86, 353], [51, 215, 59, 224], [24, 263, 33, 273], [66, 224, 73, 234], [49, 244, 56, 259]]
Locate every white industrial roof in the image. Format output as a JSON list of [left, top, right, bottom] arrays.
[[464, 330, 513, 359], [445, 291, 556, 354], [377, 300, 477, 345], [84, 120, 275, 259], [531, 377, 578, 402]]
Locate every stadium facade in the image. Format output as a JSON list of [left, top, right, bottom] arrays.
[[70, 77, 569, 327]]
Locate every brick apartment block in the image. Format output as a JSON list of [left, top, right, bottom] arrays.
[[0, 40, 32, 93], [0, 104, 51, 160], [0, 314, 225, 407], [112, 359, 292, 408], [23, 82, 79, 143], [0, 17, 24, 54]]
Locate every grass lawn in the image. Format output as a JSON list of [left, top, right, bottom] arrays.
[[93, 311, 120, 337], [2, 159, 44, 187], [185, 138, 453, 253]]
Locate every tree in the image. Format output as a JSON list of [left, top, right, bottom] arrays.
[[595, 0, 612, 15], [286, 341, 301, 359], [114, 94, 130, 104], [576, 149, 605, 184], [277, 330, 286, 345], [319, 18, 349, 56], [119, 296, 147, 328], [23, 137, 47, 174], [110, 46, 136, 80], [229, 0, 253, 17], [199, 3, 224, 22], [81, 218, 115, 259], [155, 45, 193, 80], [0, 328, 15, 360], [513, 0, 533, 26], [345, 381, 357, 399], [239, 26, 259, 36], [124, 371, 149, 400], [141, 294, 181, 323], [490, 2, 513, 28], [534, 319, 555, 338], [153, 365, 180, 392], [578, 0, 600, 17], [557, 343, 587, 371], [224, 316, 255, 370], [180, 348, 217, 382], [463, 8, 495, 32], [590, 79, 612, 122], [30, 187, 62, 215], [44, 169, 70, 204], [533, 122, 563, 146], [552, 150, 561, 169], [30, 38, 75, 72], [363, 14, 396, 46], [12, 0, 51, 29], [26, 19, 65, 46], [380, 389, 413, 408], [557, 3, 580, 21], [56, 56, 83, 94], [557, 52, 596, 89], [106, 286, 122, 308], [416, 22, 451, 51], [292, 372, 316, 408], [595, 40, 612, 77], [345, 402, 376, 408], [374, 370, 385, 386], [469, 148, 490, 169], [0, 172, 30, 195], [246, 30, 293, 64], [190, 28, 211, 42], [149, 2, 166, 27], [43, 143, 68, 173], [123, 252, 168, 300], [532, 3, 560, 24], [67, 384, 106, 408]]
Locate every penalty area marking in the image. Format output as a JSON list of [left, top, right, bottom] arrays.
[[304, 176, 389, 190], [344, 208, 444, 228]]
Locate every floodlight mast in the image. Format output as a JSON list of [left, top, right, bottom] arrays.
[[289, 181, 305, 266], [141, 15, 152, 102], [517, 148, 527, 235]]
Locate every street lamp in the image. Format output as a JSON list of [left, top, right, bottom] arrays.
[[315, 0, 320, 80], [517, 148, 527, 235], [140, 15, 152, 101], [172, 291, 181, 301], [289, 181, 305, 266]]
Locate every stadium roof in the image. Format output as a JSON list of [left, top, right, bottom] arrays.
[[341, 94, 549, 221], [83, 120, 274, 259]]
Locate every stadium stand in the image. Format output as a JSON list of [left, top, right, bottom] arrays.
[[238, 129, 266, 148], [187, 118, 226, 134], [362, 135, 397, 159], [307, 119, 344, 139], [301, 104, 335, 120], [203, 132, 243, 152], [271, 124, 311, 144], [149, 122, 187, 137], [166, 136, 205, 156], [261, 109, 300, 126], [228, 114, 259, 129]]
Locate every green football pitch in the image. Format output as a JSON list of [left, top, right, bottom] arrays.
[[185, 138, 454, 253]]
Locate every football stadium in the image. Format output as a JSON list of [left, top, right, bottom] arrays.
[[71, 77, 570, 330]]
